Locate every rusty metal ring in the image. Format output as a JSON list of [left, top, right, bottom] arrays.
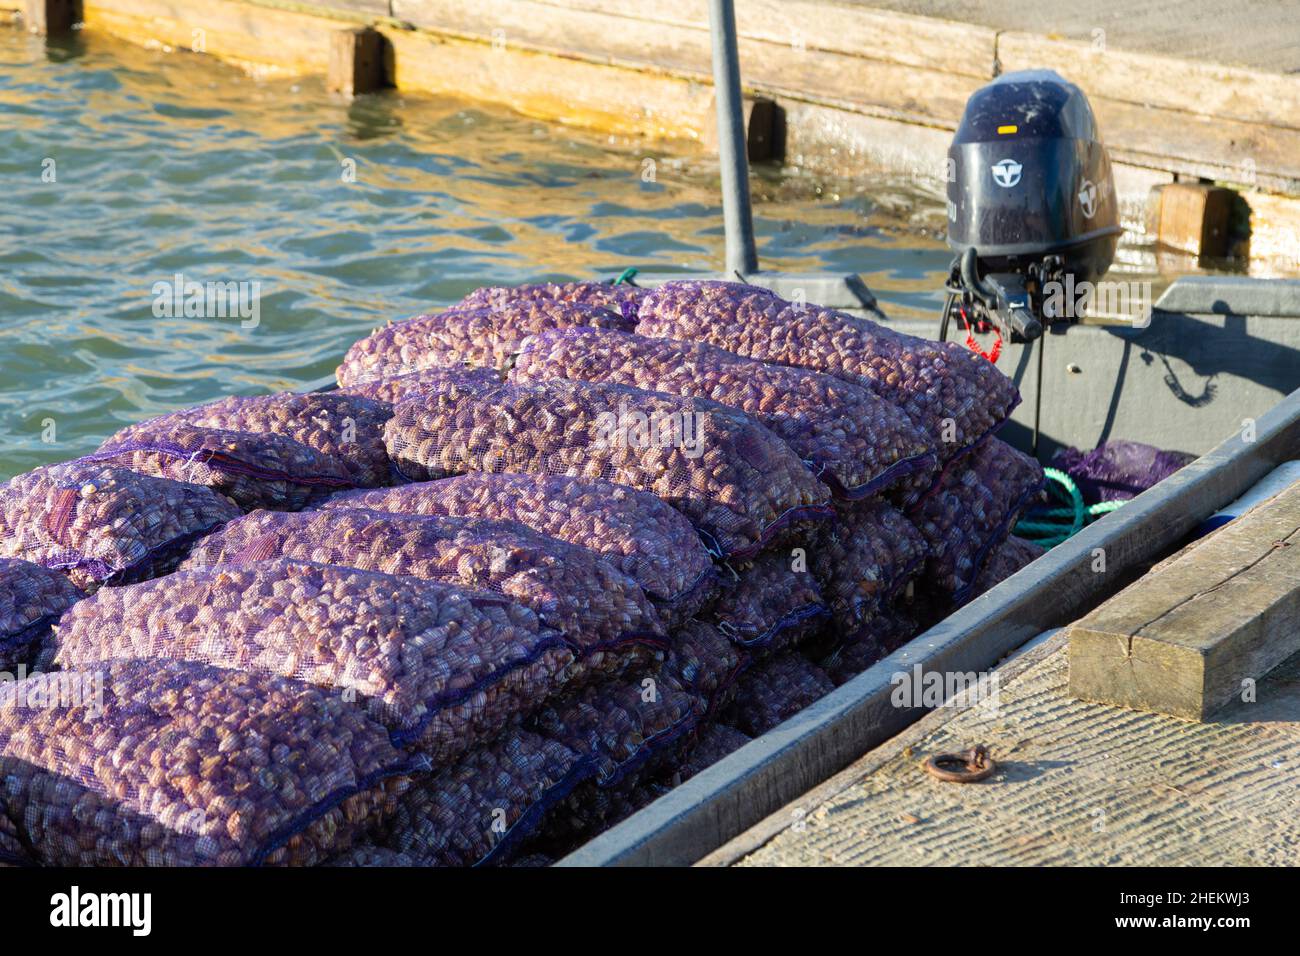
[[922, 745, 996, 783]]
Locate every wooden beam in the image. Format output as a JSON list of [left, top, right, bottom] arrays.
[[1069, 481, 1300, 720], [24, 0, 78, 34], [1146, 182, 1239, 259], [327, 26, 386, 96]]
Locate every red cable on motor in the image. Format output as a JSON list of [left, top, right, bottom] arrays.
[[958, 303, 1002, 364]]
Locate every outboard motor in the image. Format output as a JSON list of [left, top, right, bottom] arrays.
[[942, 70, 1122, 345]]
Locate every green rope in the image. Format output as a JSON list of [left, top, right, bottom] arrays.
[[612, 268, 639, 286], [1014, 467, 1134, 548]]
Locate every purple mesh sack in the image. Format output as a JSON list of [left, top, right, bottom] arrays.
[[383, 727, 590, 867], [325, 845, 415, 867], [908, 438, 1045, 604], [455, 280, 647, 322], [179, 508, 665, 680], [810, 500, 928, 645], [663, 619, 746, 715], [818, 608, 920, 686], [0, 817, 26, 866], [0, 558, 83, 672], [48, 559, 575, 765], [511, 327, 938, 500], [383, 377, 832, 560], [527, 665, 707, 845], [536, 777, 673, 853], [720, 651, 835, 737], [0, 460, 241, 591], [967, 534, 1046, 603], [676, 722, 752, 782], [705, 552, 828, 656], [156, 392, 396, 489], [0, 658, 420, 866], [319, 473, 717, 625], [635, 281, 1020, 461], [529, 671, 704, 788], [1051, 440, 1196, 503], [336, 300, 630, 386], [92, 420, 354, 511], [338, 366, 502, 405]]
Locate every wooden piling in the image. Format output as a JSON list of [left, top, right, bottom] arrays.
[[24, 0, 78, 35], [327, 26, 386, 97], [1147, 182, 1239, 259]]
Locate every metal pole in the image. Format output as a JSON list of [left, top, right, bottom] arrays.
[[708, 0, 759, 277]]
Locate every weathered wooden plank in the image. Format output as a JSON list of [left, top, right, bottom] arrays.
[[522, 0, 999, 78], [998, 32, 1300, 133], [1087, 92, 1300, 193], [83, 0, 350, 76], [390, 0, 981, 129], [381, 27, 715, 141], [715, 635, 1300, 867], [1069, 482, 1300, 720]]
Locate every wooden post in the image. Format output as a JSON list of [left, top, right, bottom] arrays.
[[703, 95, 785, 164], [24, 0, 78, 36], [327, 27, 386, 97], [1146, 182, 1238, 259]]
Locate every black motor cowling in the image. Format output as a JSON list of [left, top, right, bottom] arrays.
[[945, 70, 1122, 341]]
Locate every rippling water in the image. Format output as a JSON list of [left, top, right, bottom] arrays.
[[1, 28, 996, 480]]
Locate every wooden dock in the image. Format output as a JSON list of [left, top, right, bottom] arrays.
[[705, 628, 1300, 866], [8, 0, 1300, 261]]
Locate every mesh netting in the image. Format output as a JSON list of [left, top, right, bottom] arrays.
[[324, 845, 416, 867], [383, 377, 832, 560], [147, 391, 397, 489], [525, 660, 708, 846], [635, 281, 1020, 461], [0, 811, 28, 865], [818, 608, 920, 686], [48, 559, 576, 765], [318, 473, 717, 623], [537, 777, 671, 853], [1050, 440, 1196, 503], [383, 727, 589, 867], [676, 721, 752, 782], [528, 670, 704, 788], [92, 420, 354, 511], [967, 534, 1046, 603], [455, 281, 647, 322], [336, 300, 631, 386], [179, 508, 665, 680], [338, 366, 503, 405], [907, 438, 1045, 604], [0, 658, 420, 866], [511, 327, 938, 499], [720, 651, 835, 737], [662, 619, 745, 715], [0, 558, 83, 673], [0, 460, 241, 591], [705, 552, 828, 656], [810, 500, 927, 645]]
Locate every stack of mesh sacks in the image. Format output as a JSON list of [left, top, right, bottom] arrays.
[[0, 277, 1046, 868], [334, 278, 1038, 861]]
